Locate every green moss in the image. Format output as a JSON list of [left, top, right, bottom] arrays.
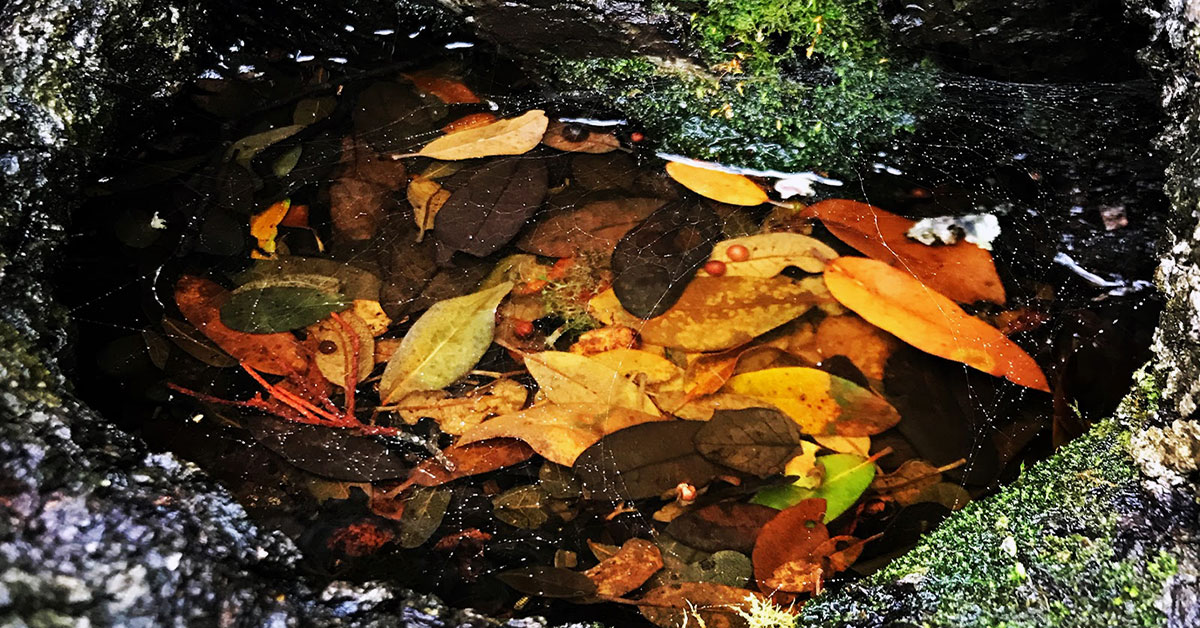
[[799, 416, 1175, 627], [0, 322, 62, 408]]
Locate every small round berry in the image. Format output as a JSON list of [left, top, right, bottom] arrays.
[[704, 260, 727, 276], [560, 124, 590, 142], [630, 131, 645, 142], [726, 244, 750, 262], [318, 340, 338, 354], [514, 319, 535, 338]]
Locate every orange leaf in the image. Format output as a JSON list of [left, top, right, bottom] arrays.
[[583, 538, 664, 596], [804, 199, 1005, 304], [173, 275, 308, 376], [751, 498, 829, 595], [403, 71, 481, 104], [638, 582, 764, 628], [665, 161, 768, 206], [397, 439, 534, 491], [824, 257, 1049, 391], [249, 199, 290, 259], [442, 112, 497, 133]]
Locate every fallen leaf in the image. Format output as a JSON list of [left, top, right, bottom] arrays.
[[293, 96, 336, 125], [524, 351, 661, 416], [220, 286, 350, 334], [493, 484, 550, 529], [753, 454, 875, 521], [665, 161, 768, 207], [593, 276, 831, 352], [226, 125, 305, 169], [403, 71, 481, 104], [399, 487, 452, 548], [517, 197, 665, 259], [677, 550, 754, 588], [658, 392, 773, 422], [433, 158, 548, 264], [612, 200, 723, 318], [809, 315, 898, 381], [584, 538, 664, 596], [235, 256, 382, 301], [568, 326, 640, 357], [442, 112, 498, 133], [379, 282, 513, 404], [408, 176, 451, 242], [542, 121, 622, 153], [812, 435, 871, 456], [823, 257, 1049, 391], [805, 199, 1005, 304], [589, 349, 683, 385], [353, 81, 444, 153], [398, 439, 534, 490], [394, 379, 527, 435], [723, 367, 900, 436], [916, 482, 971, 510], [707, 233, 837, 277], [174, 276, 308, 376], [638, 581, 761, 628], [330, 176, 393, 241], [241, 413, 415, 481], [665, 502, 778, 554], [250, 199, 291, 259], [694, 408, 805, 478], [751, 498, 828, 594], [160, 316, 238, 368], [416, 110, 548, 160], [310, 311, 375, 386], [351, 299, 391, 336], [574, 421, 723, 500], [457, 402, 667, 466], [870, 459, 944, 506], [497, 566, 598, 599]]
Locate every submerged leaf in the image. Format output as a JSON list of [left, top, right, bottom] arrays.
[[694, 408, 806, 478], [407, 176, 451, 242], [399, 487, 452, 548], [517, 197, 665, 259], [707, 233, 837, 277], [220, 286, 350, 333], [310, 311, 375, 386], [584, 538, 664, 596], [724, 367, 900, 436], [398, 439, 535, 490], [380, 282, 513, 404], [612, 200, 722, 318], [665, 161, 768, 206], [574, 421, 722, 500], [542, 121, 622, 153], [394, 379, 527, 435], [751, 498, 829, 594], [433, 158, 548, 263], [753, 454, 875, 521], [497, 566, 598, 599], [493, 485, 550, 529], [665, 502, 778, 554], [242, 414, 414, 481], [823, 257, 1049, 391], [638, 581, 761, 628], [524, 352, 662, 416], [417, 110, 548, 160]]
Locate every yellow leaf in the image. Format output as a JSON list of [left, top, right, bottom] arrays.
[[407, 176, 451, 242], [654, 391, 769, 421], [524, 351, 661, 416], [665, 161, 768, 206], [823, 256, 1048, 391], [784, 441, 823, 489], [457, 402, 667, 465], [707, 233, 838, 277], [589, 349, 683, 385], [351, 299, 392, 336], [812, 435, 871, 456], [394, 379, 527, 435], [380, 282, 512, 404], [309, 312, 374, 387], [588, 276, 832, 352], [724, 367, 900, 436], [416, 110, 549, 160], [249, 199, 291, 259]]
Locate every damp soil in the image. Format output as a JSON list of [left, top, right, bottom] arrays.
[[57, 27, 1165, 626]]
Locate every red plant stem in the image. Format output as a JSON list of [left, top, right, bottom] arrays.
[[166, 382, 258, 409], [240, 363, 341, 424], [330, 311, 359, 421]]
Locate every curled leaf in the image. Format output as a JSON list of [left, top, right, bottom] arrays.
[[823, 256, 1048, 391]]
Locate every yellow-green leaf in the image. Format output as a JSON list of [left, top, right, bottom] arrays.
[[524, 351, 661, 416], [380, 282, 512, 404], [724, 367, 900, 436], [416, 110, 548, 160]]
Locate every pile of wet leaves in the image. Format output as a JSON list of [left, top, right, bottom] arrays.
[[89, 59, 1063, 625]]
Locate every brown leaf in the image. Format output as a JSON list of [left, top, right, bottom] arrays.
[[751, 498, 829, 594], [330, 177, 392, 241], [638, 582, 762, 628], [805, 199, 1005, 304], [397, 439, 535, 491], [542, 121, 623, 153], [568, 326, 640, 357], [870, 459, 945, 506], [173, 275, 308, 376], [665, 502, 778, 554], [393, 379, 528, 435], [517, 197, 665, 259], [407, 176, 451, 242], [403, 70, 481, 104], [584, 538, 664, 596], [574, 421, 723, 500], [433, 158, 548, 264]]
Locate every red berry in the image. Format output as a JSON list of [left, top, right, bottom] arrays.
[[630, 131, 645, 142], [726, 244, 750, 262], [704, 260, 727, 276], [514, 319, 535, 338]]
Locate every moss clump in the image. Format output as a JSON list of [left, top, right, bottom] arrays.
[[0, 322, 61, 408], [799, 413, 1176, 627], [548, 0, 932, 173]]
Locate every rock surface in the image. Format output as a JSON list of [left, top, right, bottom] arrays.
[[0, 0, 1197, 627]]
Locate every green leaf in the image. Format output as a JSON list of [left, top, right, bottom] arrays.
[[380, 282, 513, 404], [219, 286, 349, 333], [399, 487, 452, 548], [751, 453, 875, 522], [492, 485, 550, 529], [693, 408, 804, 478]]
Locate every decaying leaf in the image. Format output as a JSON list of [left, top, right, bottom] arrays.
[[584, 538, 664, 596], [457, 402, 667, 466], [665, 502, 778, 554], [589, 349, 683, 385], [433, 158, 548, 264], [416, 110, 548, 160], [751, 498, 829, 594], [493, 484, 550, 529], [380, 282, 513, 404], [574, 421, 723, 500], [823, 257, 1049, 391], [542, 121, 622, 153], [403, 70, 481, 104], [665, 161, 768, 207], [398, 439, 535, 490], [220, 286, 350, 334], [808, 315, 898, 381], [399, 486, 452, 548], [805, 199, 1006, 305], [250, 199, 291, 259], [407, 176, 451, 242], [497, 566, 598, 599], [310, 311, 375, 386], [394, 379, 527, 435], [707, 233, 837, 277], [568, 326, 639, 357], [592, 276, 831, 352], [517, 197, 665, 259], [723, 367, 900, 436], [612, 200, 723, 319], [694, 408, 806, 478], [241, 413, 414, 481], [174, 275, 308, 376], [524, 351, 662, 416], [161, 316, 238, 368], [871, 459, 945, 506], [638, 581, 761, 628]]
